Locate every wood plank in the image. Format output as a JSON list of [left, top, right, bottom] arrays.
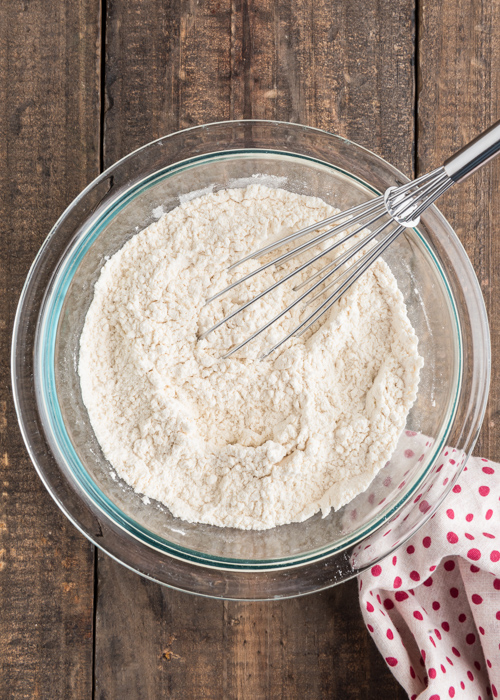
[[418, 0, 500, 459], [0, 1, 100, 697], [96, 0, 414, 698]]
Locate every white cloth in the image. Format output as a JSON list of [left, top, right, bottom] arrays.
[[359, 454, 500, 700]]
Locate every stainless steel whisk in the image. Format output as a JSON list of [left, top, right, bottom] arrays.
[[200, 120, 500, 359]]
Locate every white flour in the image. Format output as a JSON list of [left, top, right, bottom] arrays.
[[79, 185, 423, 530]]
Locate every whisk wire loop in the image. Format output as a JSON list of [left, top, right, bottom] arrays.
[[200, 115, 500, 358]]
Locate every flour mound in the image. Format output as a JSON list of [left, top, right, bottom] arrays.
[[79, 185, 423, 530]]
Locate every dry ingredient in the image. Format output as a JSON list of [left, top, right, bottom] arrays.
[[79, 185, 423, 530]]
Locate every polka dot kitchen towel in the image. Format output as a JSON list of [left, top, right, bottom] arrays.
[[359, 454, 500, 699]]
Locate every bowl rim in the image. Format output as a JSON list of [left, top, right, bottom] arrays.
[[11, 119, 491, 597]]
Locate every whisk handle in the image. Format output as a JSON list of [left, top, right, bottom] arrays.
[[444, 119, 500, 183]]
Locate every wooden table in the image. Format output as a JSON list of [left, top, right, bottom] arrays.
[[1, 1, 498, 697]]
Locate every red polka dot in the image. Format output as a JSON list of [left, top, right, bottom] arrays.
[[452, 646, 460, 657], [423, 577, 433, 587], [383, 599, 394, 610], [447, 532, 459, 544], [432, 601, 440, 610], [441, 664, 446, 673], [496, 611, 500, 621], [429, 696, 440, 700], [406, 430, 417, 437], [493, 685, 498, 699], [483, 466, 495, 474], [452, 484, 461, 493], [395, 592, 408, 602], [366, 602, 374, 612], [466, 513, 474, 522], [371, 565, 382, 576], [419, 500, 431, 513], [392, 556, 397, 565], [367, 624, 374, 632], [429, 668, 437, 679], [376, 594, 381, 604], [471, 565, 480, 573], [468, 671, 475, 681], [468, 548, 481, 561], [465, 533, 475, 540], [472, 594, 483, 605], [423, 536, 432, 548], [435, 629, 442, 640], [475, 661, 482, 670], [386, 657, 398, 667], [404, 449, 415, 458], [449, 688, 455, 698], [430, 636, 436, 648], [466, 633, 476, 645], [494, 579, 500, 590], [479, 486, 490, 497], [460, 682, 465, 690], [442, 621, 450, 632], [450, 587, 459, 598], [486, 509, 493, 520], [458, 613, 466, 622], [393, 576, 402, 589], [447, 508, 455, 519], [410, 666, 416, 679], [410, 570, 420, 582], [446, 656, 453, 665], [487, 660, 492, 669], [491, 551, 500, 563], [430, 565, 437, 572], [386, 629, 394, 640], [407, 545, 415, 554], [479, 626, 485, 635], [483, 532, 495, 539], [413, 611, 423, 620], [444, 560, 455, 572]]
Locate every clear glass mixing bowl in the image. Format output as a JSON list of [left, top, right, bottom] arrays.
[[11, 121, 490, 599]]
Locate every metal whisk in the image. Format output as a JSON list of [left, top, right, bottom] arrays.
[[200, 120, 500, 359]]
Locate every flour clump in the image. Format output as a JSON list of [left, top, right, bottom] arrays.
[[79, 185, 423, 530]]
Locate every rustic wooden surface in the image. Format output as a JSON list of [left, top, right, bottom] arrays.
[[1, 0, 498, 698], [0, 1, 99, 698]]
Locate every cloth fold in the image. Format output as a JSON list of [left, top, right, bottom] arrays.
[[359, 454, 500, 699]]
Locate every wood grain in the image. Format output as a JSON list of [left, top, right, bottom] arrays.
[[95, 555, 404, 700], [96, 1, 414, 698], [0, 1, 100, 698], [418, 0, 500, 459]]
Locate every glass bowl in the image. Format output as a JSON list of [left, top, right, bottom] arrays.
[[12, 121, 490, 600]]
